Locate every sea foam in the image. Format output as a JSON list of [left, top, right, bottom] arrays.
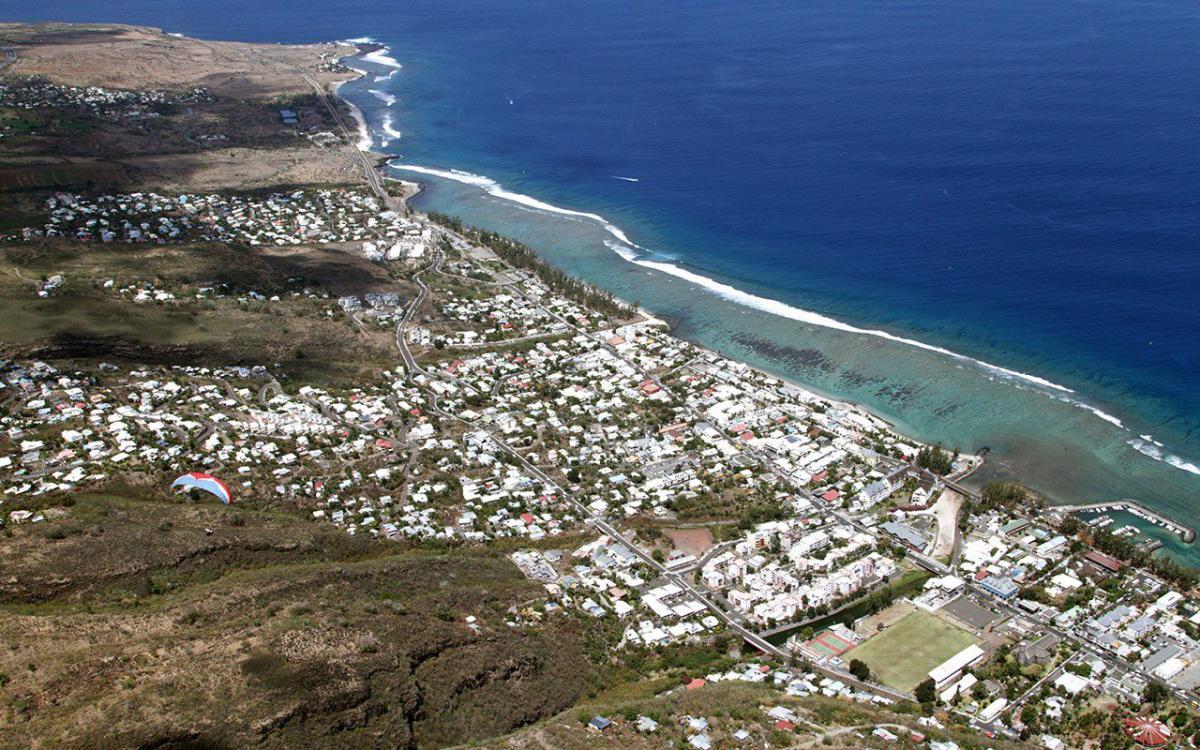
[[381, 112, 403, 141], [369, 89, 397, 106], [344, 36, 403, 70], [362, 48, 402, 69], [338, 88, 373, 152], [391, 163, 1070, 393], [389, 164, 640, 248], [1129, 438, 1200, 476]]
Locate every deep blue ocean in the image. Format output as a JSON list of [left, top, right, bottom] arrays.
[[8, 0, 1200, 555]]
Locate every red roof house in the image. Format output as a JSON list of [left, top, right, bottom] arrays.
[[1123, 717, 1171, 747]]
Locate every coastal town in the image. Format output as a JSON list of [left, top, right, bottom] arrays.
[[4, 175, 1200, 748], [1, 21, 1198, 750]]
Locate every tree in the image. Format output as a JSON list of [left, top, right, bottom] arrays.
[[651, 548, 665, 564], [916, 445, 953, 475], [848, 659, 871, 682], [981, 481, 1029, 510], [915, 678, 937, 705], [1020, 703, 1039, 727], [1144, 680, 1170, 705]]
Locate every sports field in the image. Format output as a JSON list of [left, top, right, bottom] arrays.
[[843, 609, 979, 692]]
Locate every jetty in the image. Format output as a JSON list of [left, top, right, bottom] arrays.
[[1051, 499, 1195, 543]]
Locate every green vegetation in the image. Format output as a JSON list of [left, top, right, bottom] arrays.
[[768, 568, 930, 643], [428, 212, 635, 319], [914, 677, 936, 705], [848, 658, 871, 682], [0, 241, 405, 387], [843, 610, 978, 692], [915, 444, 953, 475], [0, 493, 590, 748], [1058, 516, 1198, 588], [980, 481, 1033, 510]]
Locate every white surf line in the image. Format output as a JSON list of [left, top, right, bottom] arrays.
[[1128, 438, 1200, 477], [390, 164, 1071, 392], [368, 89, 397, 106], [390, 164, 644, 249], [334, 81, 373, 152], [388, 161, 1200, 476], [362, 48, 402, 69], [381, 111, 402, 141], [345, 37, 403, 69]]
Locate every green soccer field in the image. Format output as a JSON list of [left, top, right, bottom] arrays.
[[843, 610, 979, 692]]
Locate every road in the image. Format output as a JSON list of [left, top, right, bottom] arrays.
[[296, 69, 406, 215], [243, 44, 405, 216]]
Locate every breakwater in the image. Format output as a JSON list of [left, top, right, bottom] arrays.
[[1052, 499, 1195, 543]]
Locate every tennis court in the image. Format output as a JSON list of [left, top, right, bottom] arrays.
[[804, 628, 857, 658]]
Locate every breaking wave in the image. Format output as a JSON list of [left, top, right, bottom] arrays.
[[345, 36, 403, 70], [369, 89, 397, 106], [388, 164, 1082, 391], [363, 49, 402, 69], [339, 90, 372, 151], [1129, 438, 1200, 476], [381, 112, 402, 142]]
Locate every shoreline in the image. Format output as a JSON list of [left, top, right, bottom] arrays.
[[372, 158, 1200, 486], [329, 38, 1197, 551]]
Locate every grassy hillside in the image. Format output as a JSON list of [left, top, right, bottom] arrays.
[[0, 493, 590, 749], [0, 240, 409, 386]]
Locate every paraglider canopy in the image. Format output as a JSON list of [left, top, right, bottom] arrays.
[[171, 472, 233, 505]]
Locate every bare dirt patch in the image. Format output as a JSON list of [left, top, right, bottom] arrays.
[[0, 24, 353, 97], [929, 488, 963, 560], [663, 527, 714, 557]]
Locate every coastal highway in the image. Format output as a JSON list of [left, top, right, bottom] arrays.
[[297, 69, 406, 214], [244, 44, 406, 215]]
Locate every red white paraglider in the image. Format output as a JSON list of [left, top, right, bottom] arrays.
[[171, 472, 233, 505]]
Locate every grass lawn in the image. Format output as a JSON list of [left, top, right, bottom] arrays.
[[844, 609, 978, 692]]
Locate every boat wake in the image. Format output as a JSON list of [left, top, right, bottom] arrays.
[[612, 175, 640, 182], [382, 156, 1200, 478]]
